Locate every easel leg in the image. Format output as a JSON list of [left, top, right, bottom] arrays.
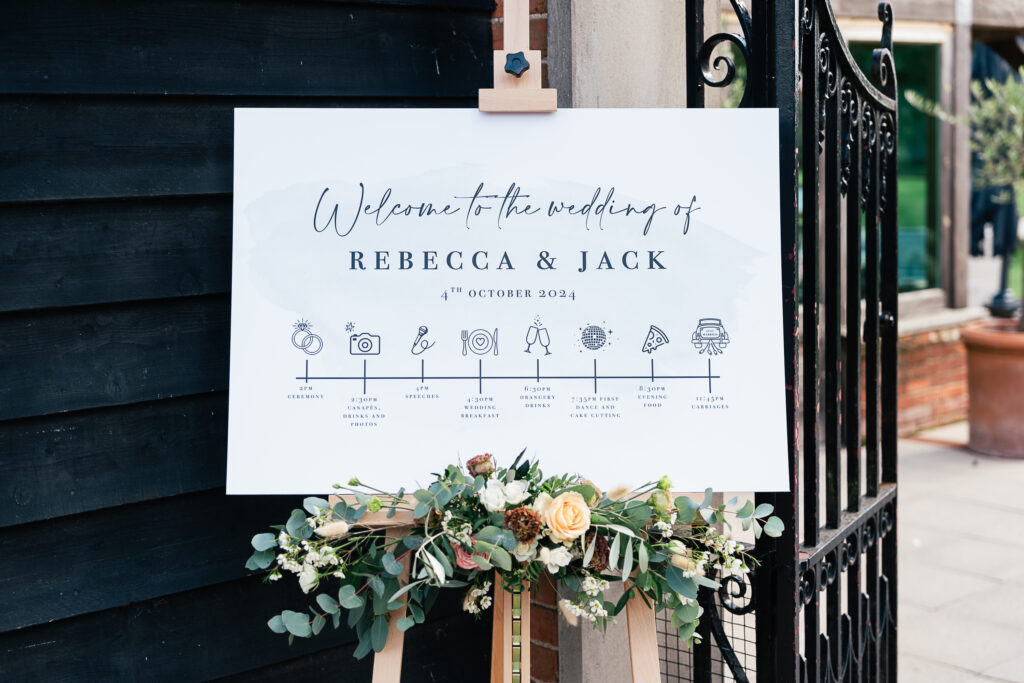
[[626, 597, 661, 682], [371, 528, 410, 683]]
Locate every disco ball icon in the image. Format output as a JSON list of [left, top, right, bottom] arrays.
[[581, 325, 607, 350]]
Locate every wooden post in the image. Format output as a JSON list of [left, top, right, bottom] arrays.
[[371, 526, 411, 683], [478, 0, 557, 112], [490, 576, 530, 683], [329, 495, 416, 683]]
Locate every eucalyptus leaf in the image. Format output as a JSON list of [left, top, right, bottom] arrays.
[[676, 599, 701, 623], [312, 614, 326, 635], [694, 574, 720, 589], [353, 634, 373, 660], [736, 500, 754, 519], [267, 614, 286, 634], [665, 564, 698, 599], [402, 535, 424, 549], [700, 488, 713, 509], [370, 617, 389, 652], [475, 526, 504, 544], [763, 516, 784, 537], [473, 555, 493, 570], [369, 575, 385, 597], [286, 509, 309, 538], [382, 553, 404, 576], [488, 545, 513, 571], [754, 503, 775, 518], [396, 616, 416, 632], [674, 496, 699, 524], [497, 530, 519, 552], [251, 549, 275, 570], [316, 594, 340, 614], [338, 585, 364, 610], [409, 602, 425, 623], [282, 610, 312, 638], [251, 533, 277, 551], [303, 496, 330, 514]]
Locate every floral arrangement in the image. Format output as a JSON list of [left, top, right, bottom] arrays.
[[246, 451, 784, 658]]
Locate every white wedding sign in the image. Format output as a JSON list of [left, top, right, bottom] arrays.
[[227, 108, 788, 494]]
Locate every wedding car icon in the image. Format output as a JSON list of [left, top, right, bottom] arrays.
[[691, 318, 729, 355]]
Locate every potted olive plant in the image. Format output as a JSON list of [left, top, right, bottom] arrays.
[[912, 67, 1024, 456]]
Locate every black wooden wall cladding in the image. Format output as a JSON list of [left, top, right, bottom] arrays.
[[0, 1, 494, 679]]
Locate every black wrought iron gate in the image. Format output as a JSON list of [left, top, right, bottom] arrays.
[[677, 1, 900, 681]]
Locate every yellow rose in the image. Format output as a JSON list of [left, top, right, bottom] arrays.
[[545, 492, 592, 543]]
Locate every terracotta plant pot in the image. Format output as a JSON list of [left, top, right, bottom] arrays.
[[962, 319, 1024, 458]]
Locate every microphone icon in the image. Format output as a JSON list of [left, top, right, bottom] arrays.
[[411, 325, 435, 355]]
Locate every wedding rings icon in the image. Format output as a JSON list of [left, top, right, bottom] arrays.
[[291, 319, 323, 355]]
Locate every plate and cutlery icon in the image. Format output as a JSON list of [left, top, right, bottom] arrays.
[[462, 328, 499, 356]]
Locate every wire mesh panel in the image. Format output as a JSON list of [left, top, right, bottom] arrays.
[[658, 602, 757, 682]]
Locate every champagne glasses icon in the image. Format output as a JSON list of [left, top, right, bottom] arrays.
[[525, 325, 539, 353], [538, 327, 551, 355]]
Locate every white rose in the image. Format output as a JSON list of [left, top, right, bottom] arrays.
[[532, 492, 554, 517], [538, 545, 573, 573], [502, 480, 530, 505], [513, 539, 539, 563], [298, 564, 319, 594], [479, 482, 508, 512]]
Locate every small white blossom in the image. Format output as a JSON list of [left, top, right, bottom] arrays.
[[581, 576, 609, 597]]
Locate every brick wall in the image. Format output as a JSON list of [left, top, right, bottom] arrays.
[[531, 574, 560, 683], [491, 0, 549, 87], [897, 325, 969, 435]]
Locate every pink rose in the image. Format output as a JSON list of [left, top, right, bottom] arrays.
[[466, 454, 496, 476]]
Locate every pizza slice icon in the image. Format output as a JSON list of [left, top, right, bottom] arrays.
[[641, 325, 669, 354]]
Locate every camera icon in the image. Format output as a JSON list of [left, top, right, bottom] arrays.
[[349, 332, 381, 355]]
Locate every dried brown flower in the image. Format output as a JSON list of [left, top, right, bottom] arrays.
[[504, 505, 543, 543]]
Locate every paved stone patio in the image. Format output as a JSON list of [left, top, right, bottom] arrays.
[[899, 422, 1024, 682]]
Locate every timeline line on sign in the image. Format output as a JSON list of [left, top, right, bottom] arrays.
[[296, 359, 721, 394]]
